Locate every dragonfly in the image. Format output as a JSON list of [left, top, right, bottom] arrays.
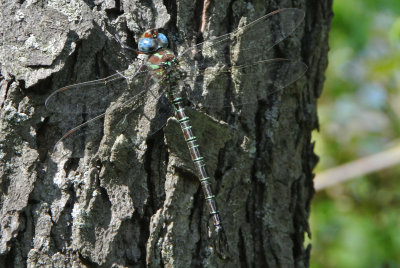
[[45, 8, 307, 259]]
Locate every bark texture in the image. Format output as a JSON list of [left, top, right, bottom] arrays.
[[0, 0, 332, 267]]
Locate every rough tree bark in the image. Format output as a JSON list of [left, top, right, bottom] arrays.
[[0, 0, 332, 267]]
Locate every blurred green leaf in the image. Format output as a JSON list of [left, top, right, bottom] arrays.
[[389, 18, 400, 43], [312, 0, 400, 267]]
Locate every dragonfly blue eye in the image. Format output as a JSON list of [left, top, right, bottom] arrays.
[[139, 38, 156, 53], [157, 33, 168, 48], [139, 33, 168, 53]]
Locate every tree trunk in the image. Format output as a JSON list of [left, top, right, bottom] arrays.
[[0, 0, 332, 267]]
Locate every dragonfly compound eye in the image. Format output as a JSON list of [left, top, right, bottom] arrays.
[[157, 33, 168, 48], [139, 37, 156, 53]]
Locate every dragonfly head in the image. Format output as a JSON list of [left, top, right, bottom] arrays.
[[138, 29, 168, 54]]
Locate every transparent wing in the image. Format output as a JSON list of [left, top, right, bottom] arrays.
[[45, 66, 148, 117], [109, 80, 173, 136], [185, 58, 307, 107], [179, 8, 305, 69], [48, 69, 173, 157]]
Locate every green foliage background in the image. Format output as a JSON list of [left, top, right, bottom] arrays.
[[311, 0, 400, 267]]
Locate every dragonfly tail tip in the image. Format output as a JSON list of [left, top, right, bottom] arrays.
[[214, 227, 231, 260]]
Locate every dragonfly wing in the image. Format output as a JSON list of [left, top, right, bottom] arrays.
[[52, 112, 107, 158], [129, 83, 173, 136], [186, 58, 307, 107], [144, 90, 173, 136], [178, 8, 305, 69], [51, 72, 173, 157], [100, 74, 174, 137], [45, 66, 148, 118]]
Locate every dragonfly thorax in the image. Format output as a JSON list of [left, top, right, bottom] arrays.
[[147, 49, 186, 85]]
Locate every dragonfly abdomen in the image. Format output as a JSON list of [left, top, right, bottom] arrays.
[[166, 86, 223, 231]]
